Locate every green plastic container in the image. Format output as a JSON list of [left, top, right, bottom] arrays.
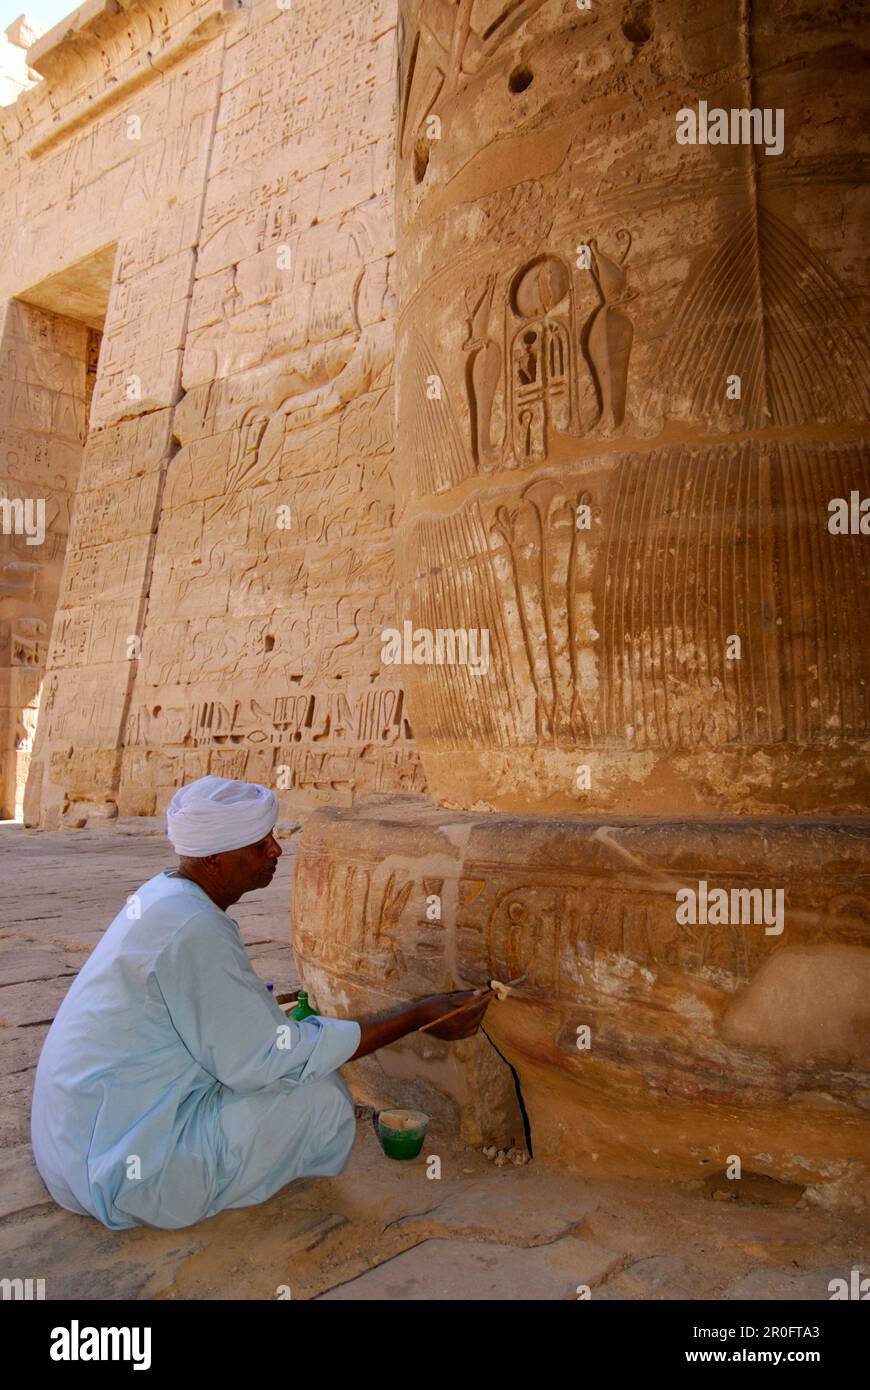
[[377, 1109, 429, 1160], [290, 990, 317, 1021]]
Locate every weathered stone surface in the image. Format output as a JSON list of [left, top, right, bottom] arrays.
[[394, 0, 869, 819], [595, 1253, 711, 1301], [317, 1235, 621, 1301], [0, 943, 79, 985], [0, 1143, 54, 1220], [0, 977, 74, 1027], [394, 1171, 596, 1243], [720, 1266, 868, 1302], [0, 1022, 47, 1074], [295, 798, 870, 1192], [0, 0, 421, 831]]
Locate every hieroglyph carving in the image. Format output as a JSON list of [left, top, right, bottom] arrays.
[[425, 243, 636, 481]]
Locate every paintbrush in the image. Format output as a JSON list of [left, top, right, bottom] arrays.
[[418, 974, 529, 1033]]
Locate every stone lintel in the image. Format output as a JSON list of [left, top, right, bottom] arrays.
[[27, 0, 122, 72], [25, 0, 244, 158]]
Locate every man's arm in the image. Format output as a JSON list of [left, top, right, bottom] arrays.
[[155, 913, 361, 1091], [349, 989, 490, 1061]]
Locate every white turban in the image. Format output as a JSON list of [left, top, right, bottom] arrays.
[[166, 776, 279, 857]]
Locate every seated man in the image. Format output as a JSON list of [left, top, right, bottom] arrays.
[[30, 775, 489, 1230]]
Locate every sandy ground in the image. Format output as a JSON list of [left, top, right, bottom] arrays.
[[1, 821, 866, 1301]]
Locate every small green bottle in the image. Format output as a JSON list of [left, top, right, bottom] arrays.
[[290, 990, 317, 1021]]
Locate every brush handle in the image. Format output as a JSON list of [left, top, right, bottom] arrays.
[[418, 992, 490, 1034]]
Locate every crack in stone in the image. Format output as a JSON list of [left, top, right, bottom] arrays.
[[480, 1022, 533, 1157], [390, 1218, 588, 1250], [0, 975, 76, 989], [311, 1237, 432, 1298], [0, 1202, 57, 1228], [382, 1199, 445, 1234], [587, 1250, 637, 1291], [1, 916, 63, 923]]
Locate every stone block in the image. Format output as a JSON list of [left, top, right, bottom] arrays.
[[294, 797, 870, 1191]]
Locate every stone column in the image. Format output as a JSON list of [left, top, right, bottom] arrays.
[[296, 0, 870, 1195], [392, 0, 868, 817]]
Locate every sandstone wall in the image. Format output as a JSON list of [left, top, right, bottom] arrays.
[[0, 0, 424, 827], [122, 0, 421, 821]]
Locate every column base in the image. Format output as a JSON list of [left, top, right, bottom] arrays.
[[294, 795, 870, 1201]]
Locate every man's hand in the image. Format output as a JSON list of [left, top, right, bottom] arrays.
[[349, 989, 491, 1060], [415, 989, 491, 1040]]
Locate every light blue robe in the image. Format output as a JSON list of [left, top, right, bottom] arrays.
[[30, 871, 360, 1230]]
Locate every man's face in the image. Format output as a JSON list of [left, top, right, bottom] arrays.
[[214, 830, 283, 897]]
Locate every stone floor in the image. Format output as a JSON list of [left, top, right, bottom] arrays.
[[1, 821, 866, 1301]]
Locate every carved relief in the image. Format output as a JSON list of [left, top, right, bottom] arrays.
[[460, 244, 636, 472], [399, 0, 549, 170], [8, 4, 421, 825], [295, 801, 870, 1184], [395, 18, 868, 811], [655, 207, 870, 429], [401, 328, 470, 494], [584, 232, 635, 430], [506, 255, 577, 462], [490, 477, 598, 745], [401, 435, 869, 773], [463, 275, 501, 466], [296, 856, 416, 983], [226, 408, 271, 494]]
